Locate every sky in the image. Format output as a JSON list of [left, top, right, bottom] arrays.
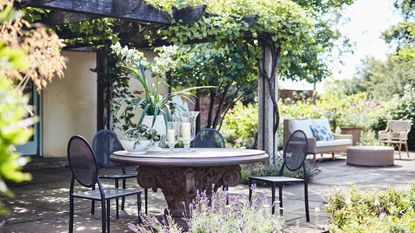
[[280, 0, 403, 91], [331, 0, 402, 80]]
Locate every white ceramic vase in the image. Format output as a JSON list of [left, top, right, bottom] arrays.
[[141, 115, 166, 137]]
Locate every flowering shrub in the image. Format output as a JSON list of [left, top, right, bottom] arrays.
[[129, 189, 284, 233], [371, 86, 415, 149], [326, 185, 415, 233], [221, 102, 258, 148]]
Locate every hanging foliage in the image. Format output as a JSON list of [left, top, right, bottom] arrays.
[[1, 0, 66, 91]]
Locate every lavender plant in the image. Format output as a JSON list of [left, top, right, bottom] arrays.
[[129, 189, 284, 233]]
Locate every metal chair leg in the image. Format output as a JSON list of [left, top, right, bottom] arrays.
[[271, 184, 276, 215], [278, 184, 283, 216], [144, 188, 148, 214], [223, 185, 229, 205], [248, 179, 253, 206], [137, 193, 142, 224], [304, 182, 310, 222], [115, 179, 119, 219], [101, 200, 107, 233], [69, 195, 74, 233], [91, 185, 95, 215], [107, 200, 111, 233], [122, 178, 126, 211]]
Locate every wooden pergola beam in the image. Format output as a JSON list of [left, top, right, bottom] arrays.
[[20, 0, 171, 24], [42, 10, 102, 26]]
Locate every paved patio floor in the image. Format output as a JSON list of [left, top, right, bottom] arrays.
[[2, 152, 415, 233]]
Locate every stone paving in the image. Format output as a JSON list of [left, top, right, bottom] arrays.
[[2, 152, 415, 233]]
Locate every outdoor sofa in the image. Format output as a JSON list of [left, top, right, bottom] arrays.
[[283, 118, 353, 160]]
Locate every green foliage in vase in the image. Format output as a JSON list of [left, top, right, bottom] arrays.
[[326, 185, 415, 233], [111, 42, 204, 131], [124, 125, 160, 147]]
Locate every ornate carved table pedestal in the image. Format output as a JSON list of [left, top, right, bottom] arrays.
[[111, 148, 268, 216]]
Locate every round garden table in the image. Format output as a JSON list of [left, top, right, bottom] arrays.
[[111, 148, 268, 216]]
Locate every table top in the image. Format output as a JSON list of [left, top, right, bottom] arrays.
[[347, 146, 394, 151], [110, 148, 268, 167]]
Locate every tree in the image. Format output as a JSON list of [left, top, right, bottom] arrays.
[[383, 0, 414, 52], [168, 42, 258, 129], [329, 54, 415, 100]]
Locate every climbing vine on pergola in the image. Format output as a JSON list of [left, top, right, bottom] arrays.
[[20, 0, 352, 159]]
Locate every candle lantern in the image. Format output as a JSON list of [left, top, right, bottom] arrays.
[[166, 121, 180, 151], [179, 111, 199, 150]]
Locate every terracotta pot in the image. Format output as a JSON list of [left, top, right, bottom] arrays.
[[340, 127, 362, 145]]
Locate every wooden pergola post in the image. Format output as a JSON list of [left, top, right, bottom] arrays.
[[96, 48, 111, 130], [258, 42, 280, 163]]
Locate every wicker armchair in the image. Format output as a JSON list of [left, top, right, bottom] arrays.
[[379, 120, 412, 159]]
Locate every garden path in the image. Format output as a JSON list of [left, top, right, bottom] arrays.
[[2, 152, 415, 233]]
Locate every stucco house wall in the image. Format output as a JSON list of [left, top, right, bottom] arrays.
[[42, 51, 97, 157], [41, 50, 164, 158]]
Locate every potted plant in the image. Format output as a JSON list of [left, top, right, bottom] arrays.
[[119, 125, 159, 154], [337, 113, 366, 145], [111, 43, 201, 140]]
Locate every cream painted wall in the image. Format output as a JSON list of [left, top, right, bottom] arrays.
[[42, 51, 97, 157], [42, 49, 167, 157]]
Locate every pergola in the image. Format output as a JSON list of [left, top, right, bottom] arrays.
[[18, 0, 279, 160]]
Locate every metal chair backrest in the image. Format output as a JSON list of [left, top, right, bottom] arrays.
[[67, 135, 98, 188], [280, 130, 308, 175], [193, 128, 225, 148], [92, 130, 123, 168]]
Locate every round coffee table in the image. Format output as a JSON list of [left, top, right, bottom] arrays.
[[347, 146, 394, 167]]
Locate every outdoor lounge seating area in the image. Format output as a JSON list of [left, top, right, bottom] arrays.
[[2, 0, 415, 233], [284, 119, 353, 160]]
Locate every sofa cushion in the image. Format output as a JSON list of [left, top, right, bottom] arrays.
[[316, 139, 352, 147], [288, 119, 314, 138], [310, 125, 334, 141]]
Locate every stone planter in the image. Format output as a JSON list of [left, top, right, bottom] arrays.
[[340, 127, 362, 145]]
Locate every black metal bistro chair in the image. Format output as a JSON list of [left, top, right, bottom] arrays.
[[248, 130, 310, 222], [193, 128, 226, 148], [68, 135, 142, 233], [91, 129, 148, 216], [193, 128, 229, 201]]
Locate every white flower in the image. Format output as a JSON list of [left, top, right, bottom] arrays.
[[345, 198, 352, 205], [374, 199, 380, 206]]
